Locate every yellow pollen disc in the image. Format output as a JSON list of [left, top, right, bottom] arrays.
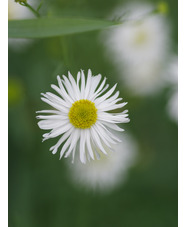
[[133, 30, 148, 46], [68, 99, 97, 129]]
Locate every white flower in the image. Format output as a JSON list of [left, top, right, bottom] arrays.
[[36, 69, 130, 164], [165, 56, 178, 122], [102, 2, 170, 95], [8, 0, 36, 51], [166, 91, 178, 122], [67, 134, 138, 192], [8, 0, 35, 20]]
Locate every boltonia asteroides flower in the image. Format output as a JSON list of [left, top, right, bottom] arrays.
[[36, 69, 130, 163]]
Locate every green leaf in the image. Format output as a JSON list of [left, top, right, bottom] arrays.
[[8, 17, 119, 39]]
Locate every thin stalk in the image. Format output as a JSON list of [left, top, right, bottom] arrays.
[[19, 2, 40, 18]]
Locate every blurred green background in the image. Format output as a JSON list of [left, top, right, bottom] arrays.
[[8, 0, 177, 226]]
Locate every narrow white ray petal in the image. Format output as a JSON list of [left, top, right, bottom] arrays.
[[94, 123, 113, 147], [68, 71, 81, 100], [59, 134, 73, 159], [38, 120, 67, 130], [77, 71, 81, 88], [50, 128, 73, 154], [96, 122, 119, 144], [43, 92, 71, 108], [86, 149, 91, 162], [90, 126, 107, 155], [62, 75, 77, 102], [84, 69, 92, 99], [36, 110, 61, 115], [71, 147, 76, 163], [57, 76, 74, 104], [94, 84, 117, 105], [100, 102, 128, 112], [96, 93, 122, 107], [90, 84, 110, 102], [94, 84, 110, 99], [98, 112, 129, 123], [79, 130, 86, 164], [36, 115, 68, 120], [97, 122, 122, 143], [80, 70, 86, 99], [98, 90, 120, 105], [85, 130, 95, 160], [89, 77, 107, 100], [64, 129, 80, 158], [93, 147, 101, 160], [88, 74, 102, 98], [41, 97, 68, 113], [51, 84, 68, 101], [100, 121, 124, 131], [43, 123, 72, 139], [96, 97, 123, 109]]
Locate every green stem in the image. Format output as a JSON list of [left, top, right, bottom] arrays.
[[20, 2, 40, 18]]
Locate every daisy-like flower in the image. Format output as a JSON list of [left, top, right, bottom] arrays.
[[102, 2, 170, 96], [67, 134, 138, 193], [36, 69, 130, 164]]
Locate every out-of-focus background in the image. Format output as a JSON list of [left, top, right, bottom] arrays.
[[8, 0, 177, 226]]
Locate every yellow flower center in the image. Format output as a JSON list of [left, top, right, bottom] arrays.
[[133, 30, 148, 46], [68, 99, 97, 129]]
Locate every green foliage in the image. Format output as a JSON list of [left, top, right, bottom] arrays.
[[9, 18, 119, 39]]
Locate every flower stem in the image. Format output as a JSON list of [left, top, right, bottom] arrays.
[[19, 2, 40, 18]]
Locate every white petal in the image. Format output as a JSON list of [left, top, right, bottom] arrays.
[[88, 74, 102, 98], [94, 84, 117, 105], [80, 70, 86, 99], [100, 121, 124, 132], [37, 115, 68, 120], [41, 97, 68, 113], [99, 102, 128, 112], [38, 119, 67, 130], [36, 110, 61, 114], [56, 76, 74, 104], [64, 129, 80, 158], [62, 75, 77, 102], [84, 69, 92, 99], [50, 128, 73, 154], [42, 92, 71, 108], [79, 130, 86, 164], [90, 126, 107, 155], [85, 130, 95, 160], [43, 123, 72, 139], [68, 71, 81, 100], [59, 134, 73, 159]]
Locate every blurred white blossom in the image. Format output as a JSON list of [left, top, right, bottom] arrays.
[[67, 134, 138, 193], [102, 2, 171, 96], [8, 0, 36, 51], [8, 0, 36, 20], [165, 56, 178, 122]]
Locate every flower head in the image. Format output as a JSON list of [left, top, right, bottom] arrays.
[[67, 134, 138, 192], [102, 2, 170, 96], [36, 69, 130, 163]]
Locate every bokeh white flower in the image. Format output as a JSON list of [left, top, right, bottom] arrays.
[[37, 69, 130, 163], [67, 134, 138, 193], [165, 56, 178, 122], [8, 0, 36, 51], [8, 0, 35, 20], [102, 2, 170, 96]]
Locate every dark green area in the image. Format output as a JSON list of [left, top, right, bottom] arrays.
[[9, 0, 177, 226]]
